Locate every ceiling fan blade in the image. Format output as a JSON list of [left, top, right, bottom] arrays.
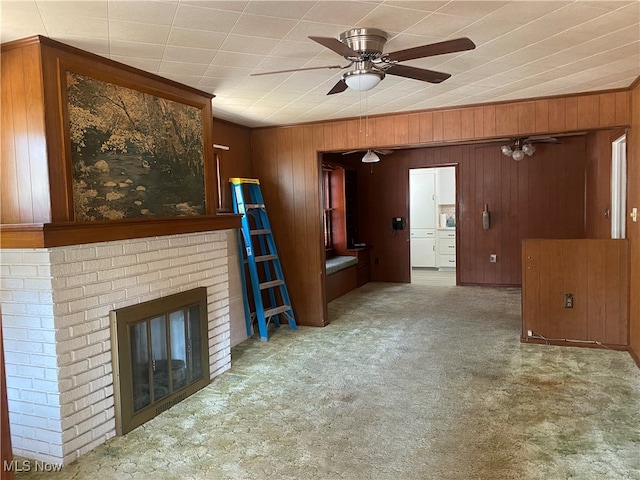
[[386, 64, 451, 84], [309, 36, 360, 58], [327, 79, 348, 95], [385, 37, 476, 63], [251, 64, 345, 76]]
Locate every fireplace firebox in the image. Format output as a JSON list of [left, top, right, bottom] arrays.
[[110, 287, 210, 435]]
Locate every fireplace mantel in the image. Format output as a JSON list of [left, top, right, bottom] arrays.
[[0, 215, 241, 249], [1, 35, 241, 249]]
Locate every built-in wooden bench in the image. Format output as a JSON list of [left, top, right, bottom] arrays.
[[325, 256, 358, 302]]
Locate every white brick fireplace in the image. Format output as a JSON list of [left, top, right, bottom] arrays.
[[0, 230, 234, 465]]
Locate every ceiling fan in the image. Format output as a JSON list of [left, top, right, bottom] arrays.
[[251, 28, 476, 95], [342, 148, 394, 163], [501, 136, 559, 161]]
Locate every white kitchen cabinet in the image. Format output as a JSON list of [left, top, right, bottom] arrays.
[[409, 169, 436, 229], [410, 229, 436, 267], [436, 229, 456, 269], [436, 166, 456, 205]]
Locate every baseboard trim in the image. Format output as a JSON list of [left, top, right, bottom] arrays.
[[519, 336, 628, 352]]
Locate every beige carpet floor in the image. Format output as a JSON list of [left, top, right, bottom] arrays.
[[15, 282, 640, 480]]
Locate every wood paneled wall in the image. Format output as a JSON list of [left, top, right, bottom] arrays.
[[212, 118, 252, 213], [356, 138, 587, 285], [1, 41, 50, 224], [251, 91, 631, 327], [522, 239, 629, 347], [629, 81, 640, 366]]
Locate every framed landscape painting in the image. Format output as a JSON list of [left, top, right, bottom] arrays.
[[66, 71, 206, 221]]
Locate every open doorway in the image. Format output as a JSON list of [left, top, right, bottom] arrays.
[[409, 166, 457, 286]]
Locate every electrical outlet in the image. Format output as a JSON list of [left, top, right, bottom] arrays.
[[374, 257, 379, 265], [489, 254, 497, 263], [527, 330, 533, 337], [564, 293, 574, 308]]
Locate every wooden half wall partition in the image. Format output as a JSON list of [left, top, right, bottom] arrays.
[[251, 90, 632, 327], [521, 239, 629, 348]]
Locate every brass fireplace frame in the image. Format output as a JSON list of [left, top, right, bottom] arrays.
[[110, 287, 210, 435]]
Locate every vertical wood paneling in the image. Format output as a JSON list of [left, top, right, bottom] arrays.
[[523, 239, 629, 346], [373, 116, 395, 146], [419, 111, 434, 142], [407, 113, 420, 144], [249, 89, 633, 326], [473, 107, 484, 138], [432, 111, 444, 142], [495, 104, 518, 136], [1, 48, 20, 223], [587, 240, 607, 340], [483, 105, 496, 137], [577, 94, 599, 129], [517, 102, 536, 134], [393, 114, 409, 145], [534, 100, 549, 133], [599, 93, 617, 127], [213, 119, 252, 212], [615, 91, 630, 126], [443, 109, 461, 141], [548, 97, 566, 132], [460, 109, 475, 140], [565, 96, 578, 131]]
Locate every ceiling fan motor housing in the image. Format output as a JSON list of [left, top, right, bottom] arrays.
[[339, 28, 387, 57]]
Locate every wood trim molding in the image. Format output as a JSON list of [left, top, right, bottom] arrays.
[[0, 215, 241, 249], [520, 337, 629, 352]]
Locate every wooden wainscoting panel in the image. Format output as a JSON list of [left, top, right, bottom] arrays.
[[495, 104, 518, 136], [522, 239, 629, 347], [615, 91, 630, 126]]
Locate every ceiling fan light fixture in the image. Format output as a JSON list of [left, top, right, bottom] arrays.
[[343, 69, 384, 91], [501, 145, 513, 156], [361, 149, 381, 163], [511, 149, 525, 161], [522, 143, 535, 156]]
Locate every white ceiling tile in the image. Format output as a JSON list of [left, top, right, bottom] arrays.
[[109, 19, 171, 44], [243, 1, 315, 20], [302, 1, 378, 25], [107, 1, 177, 26], [109, 55, 162, 73], [173, 4, 241, 33], [180, 1, 248, 12], [57, 35, 110, 56], [211, 50, 265, 68], [268, 39, 331, 59], [167, 27, 227, 50], [357, 4, 435, 33], [283, 21, 353, 43], [1, 2, 46, 41], [163, 45, 217, 64], [219, 34, 280, 55], [435, 1, 508, 19], [382, 1, 448, 12], [231, 14, 298, 39], [109, 39, 166, 59], [405, 13, 481, 38], [37, 0, 108, 19], [41, 13, 109, 38], [158, 60, 210, 76]]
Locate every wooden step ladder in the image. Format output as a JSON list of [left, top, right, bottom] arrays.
[[230, 178, 297, 341]]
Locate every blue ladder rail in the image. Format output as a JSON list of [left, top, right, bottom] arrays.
[[230, 177, 297, 341]]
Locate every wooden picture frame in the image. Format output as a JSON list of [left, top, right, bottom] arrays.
[[65, 71, 207, 221]]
